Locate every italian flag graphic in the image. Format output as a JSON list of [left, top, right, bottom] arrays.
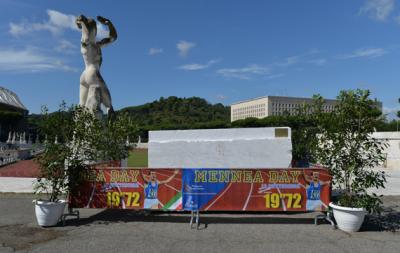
[[162, 192, 182, 210]]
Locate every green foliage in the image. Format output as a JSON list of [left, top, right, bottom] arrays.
[[0, 110, 23, 120], [119, 96, 230, 140], [128, 149, 148, 167], [94, 111, 136, 161], [35, 142, 68, 202], [35, 104, 135, 202], [375, 119, 400, 131], [313, 89, 387, 213], [398, 98, 400, 119], [38, 102, 73, 143], [0, 110, 24, 141]]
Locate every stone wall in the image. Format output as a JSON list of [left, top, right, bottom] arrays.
[[148, 127, 292, 168], [372, 132, 400, 170]]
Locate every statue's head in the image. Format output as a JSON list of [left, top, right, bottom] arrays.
[[76, 14, 97, 42]]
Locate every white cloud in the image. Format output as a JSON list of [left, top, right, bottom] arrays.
[[394, 15, 400, 24], [10, 9, 110, 43], [360, 0, 395, 21], [273, 50, 320, 67], [55, 39, 76, 53], [267, 73, 285, 79], [9, 9, 78, 36], [47, 9, 77, 31], [179, 59, 220, 71], [148, 47, 163, 55], [309, 58, 327, 66], [0, 47, 77, 73], [216, 64, 271, 80], [340, 47, 387, 59], [275, 56, 299, 67], [177, 40, 196, 57]]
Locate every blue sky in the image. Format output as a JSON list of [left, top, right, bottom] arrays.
[[0, 0, 400, 118]]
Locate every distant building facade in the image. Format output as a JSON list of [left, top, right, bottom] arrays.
[[0, 87, 28, 142], [230, 96, 338, 122]]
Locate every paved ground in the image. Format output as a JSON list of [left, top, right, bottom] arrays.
[[370, 169, 400, 195], [0, 194, 399, 253]]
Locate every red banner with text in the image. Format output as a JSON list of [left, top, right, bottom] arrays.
[[70, 168, 331, 212]]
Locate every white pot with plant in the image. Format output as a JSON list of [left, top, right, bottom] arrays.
[[34, 141, 69, 227], [313, 89, 387, 232], [34, 104, 133, 226]]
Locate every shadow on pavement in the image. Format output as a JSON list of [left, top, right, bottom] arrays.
[[0, 224, 66, 251], [362, 207, 400, 232], [62, 208, 400, 232], [62, 209, 324, 227]]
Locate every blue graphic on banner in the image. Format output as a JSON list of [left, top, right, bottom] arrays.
[[182, 169, 229, 211]]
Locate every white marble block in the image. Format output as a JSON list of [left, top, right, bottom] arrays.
[[148, 127, 292, 168]]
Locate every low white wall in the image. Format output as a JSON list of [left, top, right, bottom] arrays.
[[0, 177, 36, 193], [148, 127, 292, 168], [372, 132, 400, 170]]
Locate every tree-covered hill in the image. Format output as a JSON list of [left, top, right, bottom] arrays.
[[118, 96, 230, 130]]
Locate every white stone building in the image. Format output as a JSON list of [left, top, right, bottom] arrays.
[[230, 96, 337, 122]]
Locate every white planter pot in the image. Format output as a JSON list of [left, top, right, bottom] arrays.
[[329, 202, 367, 232], [35, 200, 66, 227]]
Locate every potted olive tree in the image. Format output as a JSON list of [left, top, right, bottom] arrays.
[[313, 89, 387, 232], [34, 104, 134, 226], [34, 141, 69, 226]]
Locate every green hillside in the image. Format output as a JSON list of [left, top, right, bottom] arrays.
[[119, 96, 230, 139]]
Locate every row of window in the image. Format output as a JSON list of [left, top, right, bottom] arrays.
[[232, 113, 265, 121], [232, 104, 265, 112], [271, 103, 335, 113], [232, 110, 265, 118]]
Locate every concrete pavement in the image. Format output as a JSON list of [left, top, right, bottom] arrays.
[[0, 194, 399, 253], [371, 169, 400, 195]]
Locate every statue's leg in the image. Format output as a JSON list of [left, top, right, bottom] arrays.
[[86, 85, 101, 116], [79, 76, 88, 107], [96, 72, 114, 115], [101, 85, 113, 114]]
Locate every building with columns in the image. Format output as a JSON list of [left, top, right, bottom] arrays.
[[0, 87, 28, 142], [230, 96, 338, 122]]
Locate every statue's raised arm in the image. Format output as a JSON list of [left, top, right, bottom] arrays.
[[96, 16, 117, 48]]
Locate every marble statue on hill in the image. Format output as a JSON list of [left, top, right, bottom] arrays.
[[75, 14, 117, 118]]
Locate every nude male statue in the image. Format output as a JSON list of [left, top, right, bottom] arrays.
[[75, 15, 117, 117]]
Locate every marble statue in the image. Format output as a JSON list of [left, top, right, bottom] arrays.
[[11, 132, 16, 145], [6, 132, 11, 144], [75, 15, 117, 117], [22, 132, 26, 144]]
